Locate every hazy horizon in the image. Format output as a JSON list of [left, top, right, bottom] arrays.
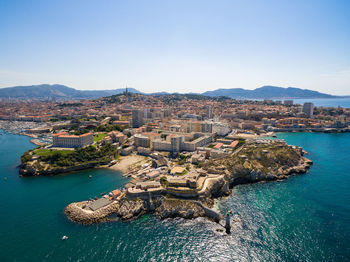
[[1, 0, 349, 95], [1, 83, 350, 97]]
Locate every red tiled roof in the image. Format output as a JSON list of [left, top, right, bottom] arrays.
[[54, 132, 92, 138], [229, 140, 239, 148], [214, 143, 224, 149], [53, 132, 67, 137]]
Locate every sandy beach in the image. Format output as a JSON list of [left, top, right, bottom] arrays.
[[109, 154, 149, 173]]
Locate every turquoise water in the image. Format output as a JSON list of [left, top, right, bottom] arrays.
[[0, 130, 349, 261]]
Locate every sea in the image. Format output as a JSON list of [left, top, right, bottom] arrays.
[[291, 98, 350, 108], [250, 97, 350, 108], [0, 130, 349, 262]]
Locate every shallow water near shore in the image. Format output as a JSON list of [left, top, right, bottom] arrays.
[[0, 130, 349, 261]]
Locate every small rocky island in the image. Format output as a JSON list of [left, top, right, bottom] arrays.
[[64, 139, 313, 225]]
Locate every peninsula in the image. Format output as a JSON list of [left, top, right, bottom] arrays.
[[2, 90, 347, 226], [64, 138, 312, 225]]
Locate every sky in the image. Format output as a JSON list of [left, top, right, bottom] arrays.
[[0, 0, 349, 95]]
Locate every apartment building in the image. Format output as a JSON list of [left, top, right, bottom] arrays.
[[152, 133, 212, 152], [303, 103, 314, 118], [132, 109, 144, 128]]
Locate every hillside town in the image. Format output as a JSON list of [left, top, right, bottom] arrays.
[[0, 90, 342, 224], [0, 90, 349, 138]]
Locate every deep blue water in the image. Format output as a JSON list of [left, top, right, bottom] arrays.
[[292, 98, 350, 108], [0, 130, 349, 261], [250, 97, 350, 108]]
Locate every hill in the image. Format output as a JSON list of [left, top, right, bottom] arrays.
[[0, 84, 341, 100], [0, 84, 141, 100], [202, 86, 338, 99]]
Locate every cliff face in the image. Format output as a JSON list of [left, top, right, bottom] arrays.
[[20, 162, 100, 176], [218, 141, 313, 185], [65, 197, 223, 224], [155, 199, 206, 219], [64, 141, 313, 225], [65, 198, 147, 224]]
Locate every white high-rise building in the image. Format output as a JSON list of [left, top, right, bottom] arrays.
[[302, 102, 314, 118], [207, 105, 213, 119]]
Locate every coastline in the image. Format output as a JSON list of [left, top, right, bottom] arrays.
[[3, 125, 348, 260], [64, 156, 313, 225], [64, 140, 313, 225], [108, 154, 149, 173], [0, 120, 51, 145]]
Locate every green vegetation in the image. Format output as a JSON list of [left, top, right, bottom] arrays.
[[96, 124, 126, 132], [73, 128, 94, 135], [177, 153, 190, 165], [176, 170, 187, 176], [33, 148, 72, 157], [21, 151, 32, 163], [160, 176, 168, 187], [35, 143, 117, 168], [93, 133, 107, 142], [236, 138, 246, 148], [71, 123, 126, 135]]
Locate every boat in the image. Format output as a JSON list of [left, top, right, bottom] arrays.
[[109, 160, 117, 166], [89, 175, 92, 178], [62, 236, 68, 240]]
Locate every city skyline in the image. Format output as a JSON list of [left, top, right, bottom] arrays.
[[1, 0, 350, 95]]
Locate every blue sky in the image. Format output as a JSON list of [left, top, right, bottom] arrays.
[[0, 0, 349, 95]]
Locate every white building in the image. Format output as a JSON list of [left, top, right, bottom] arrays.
[[303, 102, 314, 118], [205, 121, 231, 136], [152, 133, 212, 152]]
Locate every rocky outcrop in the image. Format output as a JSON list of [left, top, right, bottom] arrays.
[[155, 199, 221, 222], [65, 196, 222, 224], [64, 142, 314, 225], [65, 198, 147, 224], [228, 157, 313, 186], [205, 176, 231, 198], [20, 162, 100, 176]]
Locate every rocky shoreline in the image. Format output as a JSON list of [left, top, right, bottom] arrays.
[[64, 154, 313, 225], [64, 197, 223, 225], [229, 157, 313, 185], [20, 162, 103, 176]]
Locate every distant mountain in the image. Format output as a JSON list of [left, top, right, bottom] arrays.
[[0, 84, 141, 100], [202, 86, 338, 99], [0, 84, 341, 100], [151, 91, 171, 96]]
